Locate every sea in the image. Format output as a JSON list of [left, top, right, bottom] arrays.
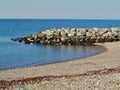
[[0, 19, 120, 70]]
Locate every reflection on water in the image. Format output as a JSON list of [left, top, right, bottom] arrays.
[[0, 40, 105, 70]]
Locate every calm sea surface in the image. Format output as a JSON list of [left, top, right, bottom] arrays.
[[0, 19, 120, 70]]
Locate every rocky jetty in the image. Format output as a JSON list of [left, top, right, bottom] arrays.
[[11, 27, 120, 45]]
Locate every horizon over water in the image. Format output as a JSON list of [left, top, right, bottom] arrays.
[[0, 19, 120, 70]]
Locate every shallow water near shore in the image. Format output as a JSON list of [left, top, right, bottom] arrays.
[[0, 41, 105, 70], [0, 19, 120, 70]]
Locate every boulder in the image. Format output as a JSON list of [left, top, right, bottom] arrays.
[[106, 31, 113, 37], [111, 27, 120, 32], [76, 32, 82, 36], [79, 28, 86, 35], [113, 32, 119, 37], [86, 32, 92, 37]]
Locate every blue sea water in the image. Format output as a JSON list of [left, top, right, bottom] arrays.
[[0, 19, 120, 70]]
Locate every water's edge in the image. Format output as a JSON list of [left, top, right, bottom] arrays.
[[0, 44, 106, 71]]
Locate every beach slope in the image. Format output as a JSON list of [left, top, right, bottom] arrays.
[[0, 42, 120, 80], [0, 42, 120, 89]]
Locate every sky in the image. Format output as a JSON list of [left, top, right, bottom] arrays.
[[0, 0, 120, 19]]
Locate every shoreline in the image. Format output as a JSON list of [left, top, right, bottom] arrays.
[[0, 42, 119, 80], [0, 44, 106, 71], [0, 41, 120, 89]]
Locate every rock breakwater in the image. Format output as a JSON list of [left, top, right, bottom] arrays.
[[11, 27, 120, 45]]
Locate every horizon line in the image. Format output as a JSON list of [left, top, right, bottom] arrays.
[[0, 18, 120, 20]]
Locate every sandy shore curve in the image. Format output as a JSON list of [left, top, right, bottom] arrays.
[[0, 41, 120, 81]]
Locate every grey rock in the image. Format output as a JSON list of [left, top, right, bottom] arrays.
[[86, 32, 92, 37]]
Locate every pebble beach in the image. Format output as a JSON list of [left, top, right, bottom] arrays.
[[0, 41, 120, 89]]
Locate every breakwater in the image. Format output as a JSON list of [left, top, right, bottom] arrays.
[[12, 28, 120, 45]]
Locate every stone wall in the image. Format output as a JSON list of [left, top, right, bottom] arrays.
[[11, 28, 120, 45]]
